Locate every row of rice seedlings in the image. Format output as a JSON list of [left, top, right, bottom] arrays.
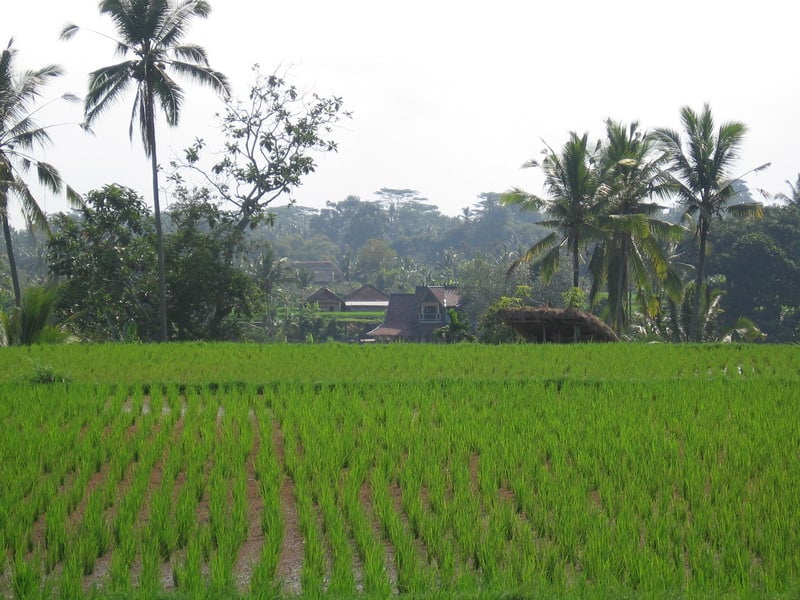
[[0, 386, 107, 560], [339, 465, 393, 596], [247, 402, 284, 595], [170, 389, 216, 595], [4, 342, 797, 386], [107, 399, 174, 592]]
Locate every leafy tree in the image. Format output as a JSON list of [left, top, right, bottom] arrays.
[[655, 104, 766, 341], [589, 120, 683, 333], [714, 233, 799, 339], [477, 286, 533, 344], [0, 39, 78, 306], [502, 132, 605, 288], [172, 65, 349, 231], [707, 207, 800, 342], [164, 196, 262, 340], [434, 308, 476, 343], [63, 0, 231, 341], [47, 185, 158, 341], [355, 238, 396, 284], [310, 197, 388, 251]]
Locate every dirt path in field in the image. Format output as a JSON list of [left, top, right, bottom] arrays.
[[233, 408, 266, 593], [272, 417, 303, 595], [359, 478, 399, 594], [388, 479, 432, 571]]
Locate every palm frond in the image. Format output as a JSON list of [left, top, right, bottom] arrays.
[[536, 245, 562, 283], [507, 231, 559, 275], [5, 121, 54, 151], [17, 180, 49, 232], [171, 43, 209, 64], [85, 62, 136, 124], [59, 24, 81, 41], [167, 60, 230, 97], [500, 188, 545, 211], [151, 68, 184, 126], [35, 160, 63, 194], [157, 0, 211, 49]]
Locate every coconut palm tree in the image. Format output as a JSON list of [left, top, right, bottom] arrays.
[[655, 104, 766, 341], [588, 120, 684, 334], [502, 131, 605, 288], [0, 39, 78, 307], [62, 0, 230, 341], [775, 174, 800, 207]]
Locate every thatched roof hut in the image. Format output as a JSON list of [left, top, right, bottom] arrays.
[[499, 307, 618, 343]]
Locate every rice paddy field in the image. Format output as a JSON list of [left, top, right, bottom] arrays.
[[0, 343, 798, 599]]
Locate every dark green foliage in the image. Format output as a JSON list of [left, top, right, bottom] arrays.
[[165, 198, 263, 341], [709, 206, 800, 342], [47, 185, 159, 341], [434, 308, 476, 343]]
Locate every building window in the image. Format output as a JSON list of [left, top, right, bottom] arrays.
[[419, 303, 441, 321]]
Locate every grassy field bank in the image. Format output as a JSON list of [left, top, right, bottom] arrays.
[[0, 343, 797, 598]]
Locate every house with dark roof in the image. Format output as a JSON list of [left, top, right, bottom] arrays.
[[367, 286, 461, 342], [306, 287, 344, 312], [344, 284, 389, 311]]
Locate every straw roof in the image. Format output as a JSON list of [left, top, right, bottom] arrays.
[[498, 307, 618, 343]]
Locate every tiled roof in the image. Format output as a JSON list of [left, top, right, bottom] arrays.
[[426, 286, 461, 308], [367, 286, 462, 340], [306, 287, 343, 304], [345, 284, 389, 302], [367, 294, 417, 337]]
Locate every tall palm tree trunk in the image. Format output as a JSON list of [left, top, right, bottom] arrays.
[[571, 234, 580, 289], [608, 235, 629, 333], [145, 82, 168, 342], [692, 220, 709, 342], [1, 208, 21, 306]]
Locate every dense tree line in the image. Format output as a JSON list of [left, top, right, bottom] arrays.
[[4, 186, 798, 343]]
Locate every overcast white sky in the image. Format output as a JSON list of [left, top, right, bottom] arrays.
[[3, 0, 798, 224]]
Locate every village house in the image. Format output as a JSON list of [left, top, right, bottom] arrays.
[[343, 284, 389, 311], [305, 287, 344, 312], [305, 284, 390, 313], [367, 285, 461, 342]]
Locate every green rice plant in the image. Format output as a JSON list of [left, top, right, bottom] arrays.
[[138, 526, 161, 598], [209, 530, 236, 596], [293, 476, 326, 596], [109, 528, 135, 591], [172, 532, 204, 596], [12, 553, 42, 600], [316, 480, 355, 595], [58, 551, 84, 600], [341, 476, 391, 596]]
